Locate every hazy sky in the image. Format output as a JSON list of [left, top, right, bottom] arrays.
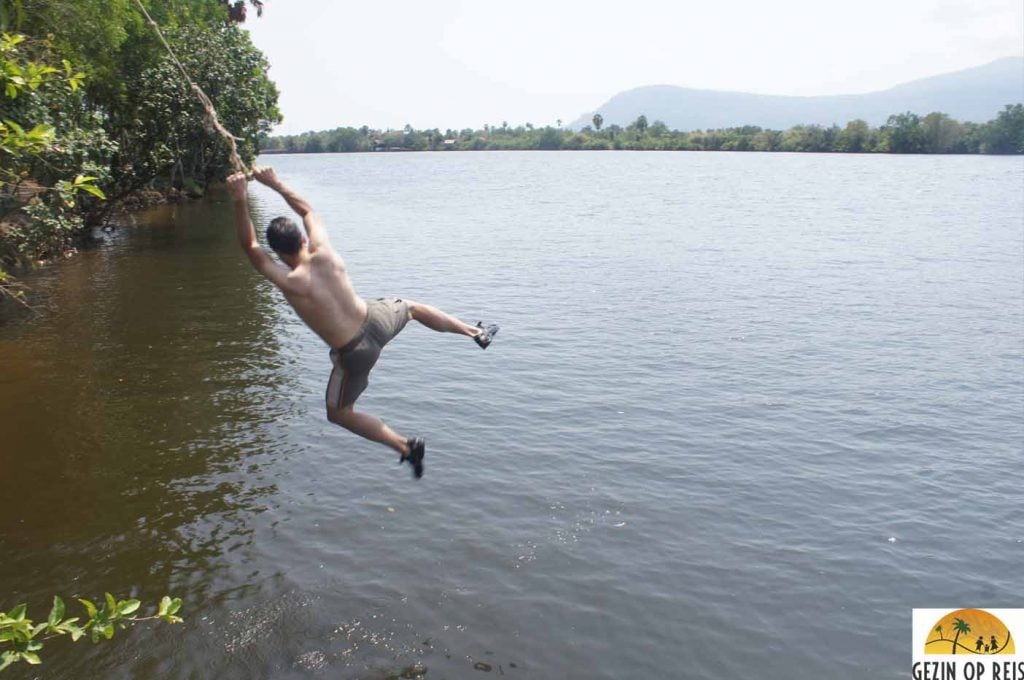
[[243, 0, 1023, 134]]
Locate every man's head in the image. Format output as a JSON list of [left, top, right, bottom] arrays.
[[266, 216, 305, 258]]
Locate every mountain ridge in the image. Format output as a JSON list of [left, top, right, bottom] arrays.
[[571, 57, 1024, 130]]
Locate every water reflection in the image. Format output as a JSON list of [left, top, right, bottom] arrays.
[[0, 195, 289, 675]]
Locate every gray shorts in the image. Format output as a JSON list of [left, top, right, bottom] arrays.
[[326, 298, 410, 408]]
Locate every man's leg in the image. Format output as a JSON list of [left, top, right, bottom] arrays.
[[327, 404, 409, 456], [406, 301, 479, 337]]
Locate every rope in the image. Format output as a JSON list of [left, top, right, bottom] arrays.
[[133, 0, 250, 177]]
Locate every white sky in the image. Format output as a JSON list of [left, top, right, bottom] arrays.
[[244, 0, 1024, 134]]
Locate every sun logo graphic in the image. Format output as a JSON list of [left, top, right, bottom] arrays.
[[913, 609, 1024, 680], [925, 609, 1015, 655]]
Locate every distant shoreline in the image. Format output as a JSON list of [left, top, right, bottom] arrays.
[[257, 147, 1021, 157], [260, 105, 1024, 156]]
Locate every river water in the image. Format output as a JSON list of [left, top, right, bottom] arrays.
[[1, 151, 1022, 679]]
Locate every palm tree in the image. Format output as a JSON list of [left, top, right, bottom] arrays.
[[935, 625, 944, 640], [951, 618, 971, 654], [592, 113, 603, 131]]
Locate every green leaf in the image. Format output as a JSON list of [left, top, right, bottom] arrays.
[[62, 59, 72, 77], [3, 119, 24, 136], [55, 616, 80, 638], [26, 123, 54, 141], [104, 593, 117, 614], [30, 622, 47, 637], [0, 650, 17, 671], [2, 34, 26, 49], [2, 617, 32, 641], [78, 598, 97, 619], [78, 183, 106, 199], [102, 623, 114, 640], [21, 652, 41, 665], [48, 596, 65, 629], [159, 594, 184, 624], [73, 174, 98, 185], [26, 640, 41, 652], [117, 600, 140, 616], [9, 604, 26, 621]]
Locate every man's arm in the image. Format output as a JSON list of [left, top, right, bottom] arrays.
[[227, 172, 293, 289], [251, 166, 330, 252]]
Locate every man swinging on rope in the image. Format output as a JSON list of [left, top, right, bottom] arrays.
[[228, 167, 499, 479]]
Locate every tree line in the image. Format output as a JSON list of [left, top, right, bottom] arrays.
[[0, 0, 279, 290], [261, 106, 1024, 156]]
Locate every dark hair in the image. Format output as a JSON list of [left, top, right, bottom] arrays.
[[266, 216, 302, 255]]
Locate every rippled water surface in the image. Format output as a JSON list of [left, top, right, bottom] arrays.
[[1, 152, 1022, 679]]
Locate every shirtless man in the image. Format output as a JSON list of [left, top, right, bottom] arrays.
[[227, 167, 498, 479]]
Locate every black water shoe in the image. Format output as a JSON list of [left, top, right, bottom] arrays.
[[401, 437, 425, 479], [474, 322, 500, 349]]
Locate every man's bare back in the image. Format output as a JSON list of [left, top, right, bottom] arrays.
[[278, 247, 368, 350], [229, 167, 366, 348], [227, 167, 500, 479]]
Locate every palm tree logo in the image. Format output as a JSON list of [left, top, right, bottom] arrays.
[[950, 618, 971, 654], [924, 609, 1015, 655]]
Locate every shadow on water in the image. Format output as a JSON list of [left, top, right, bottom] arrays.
[[0, 194, 296, 676]]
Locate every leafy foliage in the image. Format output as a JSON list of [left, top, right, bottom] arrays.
[[0, 32, 111, 277], [0, 594, 183, 672], [0, 0, 279, 300], [110, 22, 279, 199], [981, 104, 1024, 153]]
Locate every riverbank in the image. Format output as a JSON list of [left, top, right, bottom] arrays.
[[1, 186, 197, 260], [0, 185, 216, 309]]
